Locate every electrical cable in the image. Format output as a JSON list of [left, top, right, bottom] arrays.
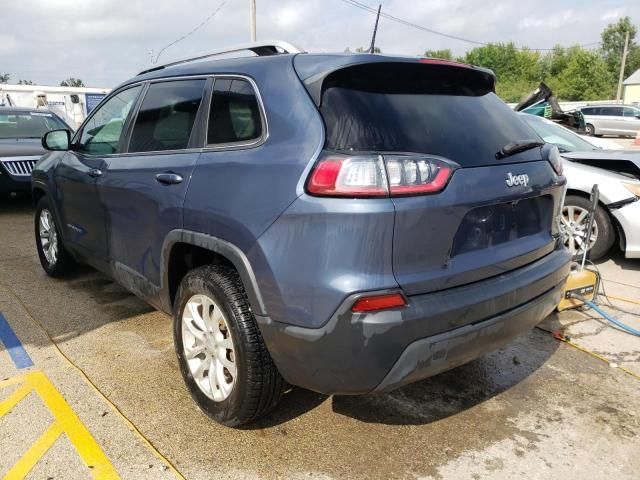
[[583, 299, 640, 336], [0, 281, 187, 480], [338, 0, 601, 51], [154, 0, 227, 64]]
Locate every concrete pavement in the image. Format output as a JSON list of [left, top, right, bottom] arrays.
[[1, 197, 639, 479]]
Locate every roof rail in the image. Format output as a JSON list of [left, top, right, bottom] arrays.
[[138, 40, 305, 75]]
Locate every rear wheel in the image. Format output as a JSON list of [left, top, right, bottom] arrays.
[[560, 195, 614, 261], [585, 124, 595, 136], [35, 197, 76, 277], [173, 264, 285, 427]]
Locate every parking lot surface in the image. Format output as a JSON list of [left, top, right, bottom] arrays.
[[1, 198, 640, 479]]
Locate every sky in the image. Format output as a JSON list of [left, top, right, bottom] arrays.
[[1, 0, 639, 88]]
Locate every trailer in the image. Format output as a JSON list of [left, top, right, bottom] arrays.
[[0, 84, 111, 130]]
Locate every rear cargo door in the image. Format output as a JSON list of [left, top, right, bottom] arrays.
[[314, 61, 564, 295]]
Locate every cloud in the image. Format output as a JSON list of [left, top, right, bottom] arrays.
[[1, 0, 638, 87]]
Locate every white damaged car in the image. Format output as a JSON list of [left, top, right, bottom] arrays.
[[521, 113, 640, 260]]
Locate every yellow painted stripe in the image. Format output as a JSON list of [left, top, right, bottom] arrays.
[[0, 382, 31, 416], [28, 371, 120, 479], [3, 422, 62, 480]]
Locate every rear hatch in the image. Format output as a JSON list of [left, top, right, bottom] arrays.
[[296, 56, 565, 295]]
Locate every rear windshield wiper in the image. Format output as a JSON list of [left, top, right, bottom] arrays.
[[496, 139, 544, 159]]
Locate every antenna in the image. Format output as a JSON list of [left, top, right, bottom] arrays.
[[368, 4, 382, 53]]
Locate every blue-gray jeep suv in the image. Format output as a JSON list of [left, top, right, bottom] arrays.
[[32, 42, 571, 426]]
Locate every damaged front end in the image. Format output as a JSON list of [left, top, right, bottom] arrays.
[[516, 82, 586, 134]]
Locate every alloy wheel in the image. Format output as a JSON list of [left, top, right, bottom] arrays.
[[39, 209, 58, 265], [560, 204, 598, 256], [181, 294, 237, 402]]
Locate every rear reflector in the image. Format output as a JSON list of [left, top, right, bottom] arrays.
[[351, 293, 407, 312], [306, 153, 457, 198]]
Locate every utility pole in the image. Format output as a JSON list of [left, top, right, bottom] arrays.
[[368, 4, 382, 53], [250, 0, 256, 42], [616, 30, 630, 102]]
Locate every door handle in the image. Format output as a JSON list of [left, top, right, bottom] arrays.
[[155, 172, 184, 185], [87, 168, 103, 178]]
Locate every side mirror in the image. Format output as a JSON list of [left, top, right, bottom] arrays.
[[42, 129, 71, 151]]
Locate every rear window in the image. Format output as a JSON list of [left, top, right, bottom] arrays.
[[581, 107, 599, 115], [319, 63, 535, 166], [0, 112, 67, 139]]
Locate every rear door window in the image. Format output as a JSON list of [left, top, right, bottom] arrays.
[[319, 62, 535, 167], [604, 107, 623, 116], [207, 78, 263, 145], [128, 79, 206, 153]]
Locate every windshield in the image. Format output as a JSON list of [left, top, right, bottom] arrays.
[[0, 112, 68, 139], [319, 62, 536, 167], [521, 114, 596, 153]]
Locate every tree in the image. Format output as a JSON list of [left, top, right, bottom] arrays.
[[555, 49, 614, 100], [463, 43, 542, 102], [0, 73, 10, 84], [601, 16, 640, 80], [423, 49, 453, 60], [18, 79, 34, 85], [355, 46, 382, 53], [60, 78, 85, 87]]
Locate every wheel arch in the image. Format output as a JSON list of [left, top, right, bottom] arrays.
[[161, 230, 266, 316]]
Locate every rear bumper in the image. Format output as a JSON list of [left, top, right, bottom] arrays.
[[257, 245, 571, 395]]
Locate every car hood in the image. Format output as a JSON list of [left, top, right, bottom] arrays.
[[0, 138, 46, 158], [561, 150, 640, 179], [563, 158, 640, 205]]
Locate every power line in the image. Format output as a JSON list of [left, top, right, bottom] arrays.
[[339, 0, 600, 51], [154, 1, 227, 64]]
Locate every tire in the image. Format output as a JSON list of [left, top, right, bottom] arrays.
[[561, 195, 614, 261], [585, 124, 595, 136], [35, 197, 76, 277], [173, 264, 285, 427]]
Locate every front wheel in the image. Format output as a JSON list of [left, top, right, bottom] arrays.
[[585, 124, 595, 136], [173, 265, 285, 427], [35, 197, 76, 277], [560, 195, 614, 261]]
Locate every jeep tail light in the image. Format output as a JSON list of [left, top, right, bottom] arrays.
[[385, 155, 455, 196], [351, 293, 407, 313], [543, 144, 563, 176], [306, 153, 456, 198], [307, 155, 388, 197]]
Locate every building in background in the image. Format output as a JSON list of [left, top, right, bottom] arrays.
[[0, 84, 111, 129], [623, 69, 640, 106]]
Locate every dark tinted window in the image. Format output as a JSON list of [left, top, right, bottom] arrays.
[[604, 107, 623, 116], [207, 78, 262, 144], [79, 86, 141, 155], [129, 80, 205, 153], [319, 63, 534, 166], [0, 111, 68, 139], [581, 107, 599, 115]]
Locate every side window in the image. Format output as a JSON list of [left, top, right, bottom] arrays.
[[207, 78, 263, 145], [606, 107, 623, 116], [582, 107, 596, 115], [78, 86, 141, 155], [623, 107, 639, 117], [128, 79, 206, 153]]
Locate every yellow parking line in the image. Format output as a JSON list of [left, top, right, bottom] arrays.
[[4, 423, 62, 480], [0, 383, 31, 416], [0, 371, 120, 479]]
